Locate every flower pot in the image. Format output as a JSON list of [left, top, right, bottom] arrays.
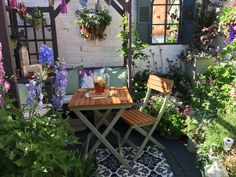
[[187, 138, 198, 153], [10, 40, 17, 49], [32, 19, 43, 30]]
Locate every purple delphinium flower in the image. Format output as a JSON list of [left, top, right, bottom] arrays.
[[52, 60, 68, 109], [26, 80, 43, 108], [39, 44, 54, 67], [60, 0, 67, 14], [26, 80, 36, 106], [229, 24, 236, 43], [215, 46, 220, 53]]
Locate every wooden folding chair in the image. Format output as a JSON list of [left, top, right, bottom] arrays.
[[120, 74, 174, 160]]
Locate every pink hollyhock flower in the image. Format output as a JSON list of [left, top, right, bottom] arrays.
[[0, 97, 4, 107], [3, 82, 10, 91], [232, 2, 236, 6], [10, 0, 17, 9], [0, 78, 4, 84]]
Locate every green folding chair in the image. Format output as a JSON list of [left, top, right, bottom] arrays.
[[120, 74, 174, 160]]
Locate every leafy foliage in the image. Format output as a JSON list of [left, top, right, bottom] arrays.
[[219, 6, 236, 39], [145, 95, 186, 138], [117, 13, 149, 65], [196, 112, 236, 170], [191, 62, 236, 116], [0, 98, 98, 177]]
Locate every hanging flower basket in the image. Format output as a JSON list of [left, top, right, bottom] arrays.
[[25, 7, 45, 30], [75, 8, 112, 40]]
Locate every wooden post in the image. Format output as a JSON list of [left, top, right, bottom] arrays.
[[0, 0, 19, 106], [127, 0, 132, 89]]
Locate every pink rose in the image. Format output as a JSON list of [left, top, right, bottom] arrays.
[[3, 81, 10, 91]]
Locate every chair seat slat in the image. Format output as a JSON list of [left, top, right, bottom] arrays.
[[122, 109, 155, 125]]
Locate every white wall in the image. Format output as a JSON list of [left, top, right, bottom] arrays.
[[12, 0, 187, 72], [55, 0, 123, 67], [134, 45, 187, 74]]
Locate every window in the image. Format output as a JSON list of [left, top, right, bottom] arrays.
[[136, 0, 195, 45], [152, 0, 181, 44]]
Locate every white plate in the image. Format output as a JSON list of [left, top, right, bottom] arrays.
[[85, 92, 110, 99]]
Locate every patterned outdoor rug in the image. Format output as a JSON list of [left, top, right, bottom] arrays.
[[96, 146, 175, 177]]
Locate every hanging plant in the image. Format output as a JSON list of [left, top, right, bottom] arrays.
[[75, 8, 112, 40], [25, 7, 46, 30], [10, 34, 18, 49]]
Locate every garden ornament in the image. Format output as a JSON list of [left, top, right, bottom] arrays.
[[204, 156, 229, 177], [60, 0, 67, 14], [224, 138, 234, 151], [79, 0, 88, 8]]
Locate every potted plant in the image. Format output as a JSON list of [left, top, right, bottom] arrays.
[[10, 34, 18, 49], [26, 7, 45, 29], [75, 8, 112, 40]]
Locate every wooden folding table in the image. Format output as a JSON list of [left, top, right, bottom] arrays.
[[68, 87, 133, 170]]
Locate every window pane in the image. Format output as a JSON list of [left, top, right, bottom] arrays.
[[152, 5, 166, 24], [153, 0, 166, 4], [166, 25, 179, 43], [152, 25, 165, 43], [167, 5, 180, 24]]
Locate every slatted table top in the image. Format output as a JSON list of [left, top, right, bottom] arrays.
[[68, 87, 133, 110]]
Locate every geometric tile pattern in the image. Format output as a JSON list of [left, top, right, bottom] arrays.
[[96, 146, 175, 177]]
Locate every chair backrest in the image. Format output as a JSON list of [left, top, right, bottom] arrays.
[[140, 75, 174, 124], [147, 75, 173, 94]]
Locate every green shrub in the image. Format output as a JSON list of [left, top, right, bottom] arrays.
[[196, 112, 236, 169], [146, 96, 187, 138], [0, 98, 98, 177], [191, 62, 236, 117]]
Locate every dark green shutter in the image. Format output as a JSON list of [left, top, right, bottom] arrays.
[[179, 0, 196, 44], [136, 0, 152, 44]]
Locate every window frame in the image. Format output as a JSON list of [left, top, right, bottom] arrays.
[[150, 0, 182, 45]]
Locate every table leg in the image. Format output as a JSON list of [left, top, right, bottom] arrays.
[[94, 109, 111, 129], [73, 109, 133, 171], [90, 108, 125, 154]]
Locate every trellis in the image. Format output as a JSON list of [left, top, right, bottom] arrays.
[[0, 0, 132, 101]]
